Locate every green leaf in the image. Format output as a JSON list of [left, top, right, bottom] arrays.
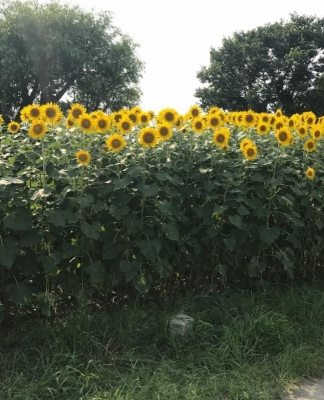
[[224, 237, 236, 252], [290, 217, 304, 227], [20, 231, 42, 247], [238, 204, 250, 216], [250, 173, 264, 182], [228, 215, 242, 229], [4, 210, 33, 231], [137, 182, 159, 197], [162, 223, 179, 241], [258, 226, 280, 245], [157, 201, 173, 214], [81, 221, 101, 240], [62, 243, 81, 259], [85, 261, 105, 284], [43, 254, 59, 275], [113, 176, 132, 188], [0, 237, 19, 268], [6, 281, 33, 305], [156, 171, 172, 181], [140, 239, 161, 261], [45, 210, 66, 227], [133, 274, 152, 293], [30, 187, 52, 201], [214, 205, 228, 215], [79, 194, 94, 207], [248, 256, 260, 277], [119, 260, 140, 282], [103, 242, 120, 260]]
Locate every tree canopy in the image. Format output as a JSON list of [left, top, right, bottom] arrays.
[[195, 14, 324, 116], [0, 0, 144, 120]]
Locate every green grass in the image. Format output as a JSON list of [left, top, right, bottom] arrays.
[[2, 285, 324, 399]]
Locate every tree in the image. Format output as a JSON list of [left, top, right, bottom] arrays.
[[195, 14, 324, 116], [0, 0, 144, 120]]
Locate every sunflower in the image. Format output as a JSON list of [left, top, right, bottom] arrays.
[[76, 150, 91, 166], [27, 104, 41, 120], [259, 113, 271, 124], [7, 121, 20, 133], [69, 103, 86, 121], [41, 103, 62, 124], [94, 115, 111, 134], [256, 123, 269, 135], [0, 115, 3, 125], [147, 110, 155, 120], [106, 134, 127, 152], [243, 110, 257, 127], [306, 167, 315, 180], [206, 113, 223, 129], [243, 145, 258, 161], [191, 116, 206, 133], [78, 114, 94, 134], [275, 108, 283, 118], [276, 129, 293, 146], [138, 111, 151, 125], [20, 106, 29, 122], [157, 108, 179, 126], [212, 128, 230, 148], [174, 115, 184, 129], [157, 124, 172, 141], [65, 117, 74, 129], [127, 111, 139, 125], [131, 106, 143, 114], [111, 111, 124, 125], [117, 117, 134, 134], [139, 127, 159, 148], [304, 139, 316, 152], [297, 125, 308, 138], [274, 117, 285, 131], [239, 138, 254, 152], [287, 117, 297, 130], [28, 120, 47, 139], [208, 106, 220, 115], [310, 125, 323, 141], [302, 111, 316, 127], [185, 105, 201, 120]]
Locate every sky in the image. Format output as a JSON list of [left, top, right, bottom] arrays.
[[42, 0, 324, 113]]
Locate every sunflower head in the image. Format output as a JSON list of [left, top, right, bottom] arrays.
[[302, 111, 316, 127], [8, 121, 20, 133], [78, 114, 94, 134], [207, 113, 223, 129], [157, 124, 172, 141], [276, 129, 293, 146], [304, 139, 316, 152], [131, 106, 143, 114], [243, 110, 257, 127], [65, 117, 74, 129], [306, 167, 315, 180], [260, 113, 271, 124], [311, 125, 323, 141], [28, 120, 47, 140], [94, 114, 111, 134], [208, 106, 220, 115], [185, 105, 201, 120], [0, 115, 3, 125], [27, 104, 41, 120], [191, 116, 205, 133], [69, 103, 86, 121], [157, 108, 179, 126], [117, 117, 134, 134], [239, 138, 254, 152], [76, 150, 91, 166], [139, 111, 151, 125], [212, 128, 230, 148], [127, 111, 139, 124], [275, 108, 283, 118], [243, 145, 258, 161], [41, 103, 62, 124], [139, 127, 159, 148], [256, 123, 269, 135], [20, 106, 29, 122], [106, 134, 127, 152], [297, 125, 308, 138]]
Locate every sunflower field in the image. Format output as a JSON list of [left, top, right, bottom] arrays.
[[0, 103, 324, 321]]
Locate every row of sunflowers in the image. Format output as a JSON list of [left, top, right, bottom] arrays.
[[0, 103, 322, 180]]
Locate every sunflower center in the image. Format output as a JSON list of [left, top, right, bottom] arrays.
[[67, 119, 73, 127], [308, 142, 314, 149], [72, 109, 82, 119], [31, 108, 40, 117], [279, 131, 288, 141], [122, 121, 130, 130], [262, 116, 269, 123], [307, 118, 313, 125], [98, 120, 107, 129], [160, 127, 169, 136], [111, 139, 121, 148], [247, 148, 255, 157], [211, 117, 219, 126], [217, 134, 225, 143], [79, 154, 88, 162], [141, 115, 148, 123], [192, 109, 199, 117], [165, 112, 174, 122], [300, 128, 306, 135], [195, 121, 202, 129], [46, 108, 56, 118], [81, 119, 91, 129], [289, 120, 294, 127], [245, 115, 253, 123], [11, 124, 18, 130], [33, 124, 43, 135], [315, 130, 320, 137], [276, 123, 283, 130], [115, 114, 122, 123], [129, 114, 137, 123], [260, 125, 266, 132], [307, 171, 312, 176], [144, 132, 154, 143]]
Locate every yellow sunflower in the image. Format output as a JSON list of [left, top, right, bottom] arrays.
[[306, 167, 315, 180], [76, 150, 91, 166], [243, 110, 257, 127], [27, 104, 42, 120], [208, 106, 220, 114], [131, 106, 143, 114], [304, 139, 316, 153], [276, 129, 293, 146], [139, 127, 159, 148], [69, 103, 86, 121], [0, 115, 3, 125], [206, 113, 223, 130], [256, 123, 269, 135], [239, 138, 254, 152], [94, 114, 111, 134], [185, 105, 201, 120], [127, 111, 139, 125], [65, 117, 74, 129], [117, 117, 134, 134], [20, 106, 29, 122], [275, 108, 283, 118], [157, 124, 172, 141], [274, 117, 286, 132], [147, 110, 155, 120], [7, 121, 20, 133], [41, 103, 62, 124], [78, 114, 94, 134], [302, 111, 316, 127], [243, 145, 258, 161], [259, 113, 271, 124], [174, 115, 184, 129], [138, 111, 151, 125], [157, 108, 179, 126], [297, 125, 308, 138], [191, 116, 206, 133], [310, 125, 324, 141], [111, 111, 124, 125], [28, 120, 47, 140], [106, 134, 127, 152], [212, 128, 230, 148]]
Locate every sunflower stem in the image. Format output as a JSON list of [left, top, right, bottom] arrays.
[[42, 139, 46, 187]]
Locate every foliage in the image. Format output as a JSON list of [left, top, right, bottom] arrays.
[[0, 0, 144, 120], [1, 103, 324, 323], [195, 14, 324, 115], [2, 285, 324, 399]]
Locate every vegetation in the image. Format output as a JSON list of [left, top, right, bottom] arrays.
[[0, 0, 144, 120], [195, 14, 324, 116]]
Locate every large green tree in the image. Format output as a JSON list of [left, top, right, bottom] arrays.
[[0, 0, 144, 120], [195, 14, 324, 116]]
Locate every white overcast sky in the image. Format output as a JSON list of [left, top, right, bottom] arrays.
[[41, 0, 324, 113]]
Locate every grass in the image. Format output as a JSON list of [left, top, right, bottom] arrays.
[[2, 284, 324, 399]]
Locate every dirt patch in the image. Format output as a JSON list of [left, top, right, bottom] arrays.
[[282, 378, 324, 400]]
